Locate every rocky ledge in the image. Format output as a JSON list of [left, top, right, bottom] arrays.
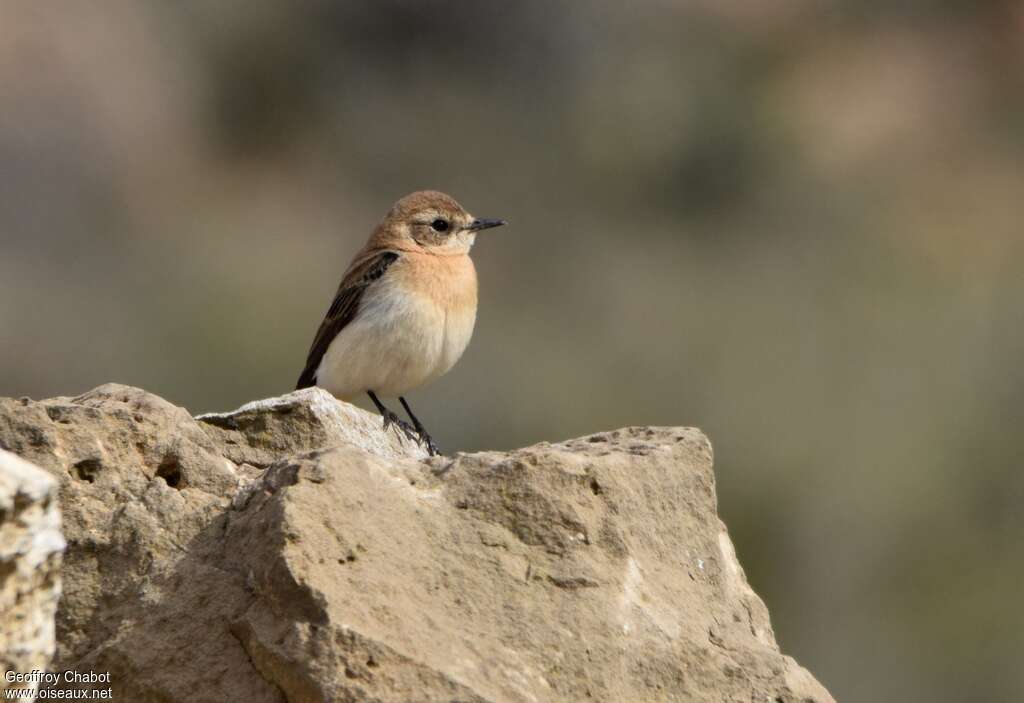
[[0, 384, 832, 702]]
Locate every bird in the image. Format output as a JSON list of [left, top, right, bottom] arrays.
[[296, 190, 506, 456]]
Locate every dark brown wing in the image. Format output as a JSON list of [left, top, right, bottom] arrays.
[[295, 250, 400, 389]]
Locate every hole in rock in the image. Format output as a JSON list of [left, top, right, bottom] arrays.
[[72, 459, 101, 483], [156, 457, 183, 489]]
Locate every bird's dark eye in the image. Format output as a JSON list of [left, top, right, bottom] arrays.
[[430, 218, 449, 233]]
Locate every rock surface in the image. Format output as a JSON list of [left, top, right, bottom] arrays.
[[0, 449, 65, 698], [0, 384, 833, 702]]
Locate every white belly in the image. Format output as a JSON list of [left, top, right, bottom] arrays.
[[315, 276, 476, 400]]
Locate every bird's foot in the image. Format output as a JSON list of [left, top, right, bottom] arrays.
[[393, 396, 442, 457], [381, 410, 419, 444], [416, 431, 441, 457]]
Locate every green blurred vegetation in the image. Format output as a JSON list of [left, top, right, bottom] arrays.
[[2, 2, 1022, 700]]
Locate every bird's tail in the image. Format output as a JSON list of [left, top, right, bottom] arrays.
[[295, 368, 316, 390]]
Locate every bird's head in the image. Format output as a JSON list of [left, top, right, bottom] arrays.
[[378, 190, 505, 255]]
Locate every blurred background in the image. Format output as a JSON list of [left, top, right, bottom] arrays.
[[2, 2, 1022, 700]]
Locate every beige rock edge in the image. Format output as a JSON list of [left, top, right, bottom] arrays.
[[0, 384, 833, 702], [0, 449, 64, 698]]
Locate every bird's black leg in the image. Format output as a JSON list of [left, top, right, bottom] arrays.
[[399, 396, 440, 456], [367, 391, 418, 443]]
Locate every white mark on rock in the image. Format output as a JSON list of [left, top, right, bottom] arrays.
[[718, 531, 741, 578], [617, 556, 682, 641], [618, 558, 643, 637]]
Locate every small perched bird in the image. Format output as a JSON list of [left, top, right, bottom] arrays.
[[296, 190, 506, 456]]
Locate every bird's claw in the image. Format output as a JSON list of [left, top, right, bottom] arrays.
[[417, 432, 441, 457], [381, 411, 419, 443], [375, 399, 440, 456]]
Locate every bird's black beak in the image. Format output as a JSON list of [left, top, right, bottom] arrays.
[[467, 218, 506, 232]]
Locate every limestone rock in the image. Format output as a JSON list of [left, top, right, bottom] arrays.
[[0, 449, 65, 698], [196, 387, 429, 465], [0, 384, 421, 670], [0, 385, 833, 702]]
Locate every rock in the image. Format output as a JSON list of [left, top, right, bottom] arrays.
[[0, 449, 65, 699], [0, 384, 833, 702], [196, 387, 430, 465], [0, 384, 421, 671]]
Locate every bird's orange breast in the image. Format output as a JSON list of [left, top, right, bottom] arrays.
[[396, 252, 478, 313]]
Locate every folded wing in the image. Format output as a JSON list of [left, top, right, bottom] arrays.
[[295, 250, 400, 389]]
